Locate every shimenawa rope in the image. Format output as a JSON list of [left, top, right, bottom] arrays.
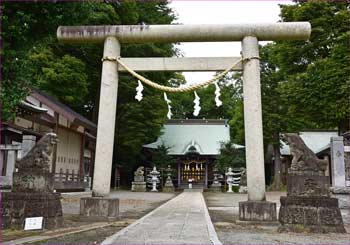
[[110, 57, 242, 93]]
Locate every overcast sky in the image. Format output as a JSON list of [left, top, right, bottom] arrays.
[[168, 0, 293, 84]]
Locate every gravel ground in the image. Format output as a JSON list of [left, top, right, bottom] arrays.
[[35, 224, 126, 245], [62, 190, 176, 218], [205, 192, 350, 245], [3, 190, 176, 244]]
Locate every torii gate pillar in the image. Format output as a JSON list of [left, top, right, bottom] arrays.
[[241, 36, 266, 201], [92, 37, 120, 197]]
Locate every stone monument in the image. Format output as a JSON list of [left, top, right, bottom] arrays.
[[239, 167, 248, 194], [131, 166, 146, 192], [329, 136, 350, 224], [279, 133, 345, 233], [209, 166, 222, 192], [1, 133, 63, 229], [163, 165, 175, 192]]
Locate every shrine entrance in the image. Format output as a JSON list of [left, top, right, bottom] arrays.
[[180, 159, 206, 186], [57, 22, 311, 222]]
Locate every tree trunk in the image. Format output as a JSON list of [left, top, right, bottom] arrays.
[[272, 131, 282, 190], [273, 144, 282, 190]]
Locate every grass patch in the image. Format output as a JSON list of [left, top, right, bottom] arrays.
[[2, 229, 42, 242]]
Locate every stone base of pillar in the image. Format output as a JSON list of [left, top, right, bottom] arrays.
[[208, 183, 222, 192], [279, 196, 345, 233], [80, 197, 119, 219], [239, 201, 277, 222], [330, 187, 350, 224], [131, 181, 146, 192]]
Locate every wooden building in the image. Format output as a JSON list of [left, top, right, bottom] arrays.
[[0, 90, 96, 191], [143, 119, 243, 188]]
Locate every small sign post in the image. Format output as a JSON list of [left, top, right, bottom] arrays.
[[24, 217, 43, 230]]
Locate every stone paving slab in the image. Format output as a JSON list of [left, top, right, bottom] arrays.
[[102, 192, 220, 245]]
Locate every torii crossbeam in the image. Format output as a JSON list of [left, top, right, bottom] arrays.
[[57, 23, 311, 221]]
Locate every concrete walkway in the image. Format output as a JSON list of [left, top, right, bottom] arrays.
[[102, 191, 221, 245]]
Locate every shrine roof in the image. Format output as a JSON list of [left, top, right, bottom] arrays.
[[143, 119, 243, 155]]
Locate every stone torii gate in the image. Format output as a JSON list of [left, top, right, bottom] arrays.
[[57, 23, 311, 221]]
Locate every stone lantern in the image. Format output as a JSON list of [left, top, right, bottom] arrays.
[[163, 165, 175, 192], [150, 166, 160, 192], [226, 167, 234, 193], [210, 165, 222, 192]]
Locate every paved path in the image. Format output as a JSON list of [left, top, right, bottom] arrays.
[[102, 192, 221, 245]]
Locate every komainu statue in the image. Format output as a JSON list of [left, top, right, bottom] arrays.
[[279, 133, 345, 233], [131, 166, 146, 192], [16, 132, 58, 171], [134, 166, 145, 176], [2, 133, 62, 229], [282, 133, 328, 173]]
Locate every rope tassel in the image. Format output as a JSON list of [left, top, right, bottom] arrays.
[[193, 91, 201, 116], [135, 80, 144, 101], [214, 82, 223, 107], [163, 92, 173, 119]]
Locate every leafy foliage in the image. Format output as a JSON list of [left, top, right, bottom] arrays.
[[1, 1, 180, 172], [259, 1, 350, 187], [261, 1, 350, 135], [215, 141, 246, 173], [150, 144, 176, 169]]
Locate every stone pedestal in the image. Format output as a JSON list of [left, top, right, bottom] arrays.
[[13, 170, 54, 192], [331, 187, 350, 224], [239, 201, 277, 222], [287, 172, 330, 197], [131, 181, 146, 192], [80, 197, 119, 219], [1, 192, 63, 229], [279, 196, 345, 233], [163, 178, 175, 193], [131, 176, 146, 192], [279, 173, 345, 233]]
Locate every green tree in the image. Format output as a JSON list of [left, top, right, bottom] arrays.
[[1, 1, 180, 176], [266, 1, 350, 130], [259, 1, 350, 188], [151, 144, 176, 169], [215, 141, 246, 173]]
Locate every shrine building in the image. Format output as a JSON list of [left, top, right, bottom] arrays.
[[143, 119, 244, 188]]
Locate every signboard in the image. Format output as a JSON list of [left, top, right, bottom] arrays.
[[24, 217, 43, 230]]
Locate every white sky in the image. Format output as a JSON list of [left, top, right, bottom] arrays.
[[168, 0, 293, 84]]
